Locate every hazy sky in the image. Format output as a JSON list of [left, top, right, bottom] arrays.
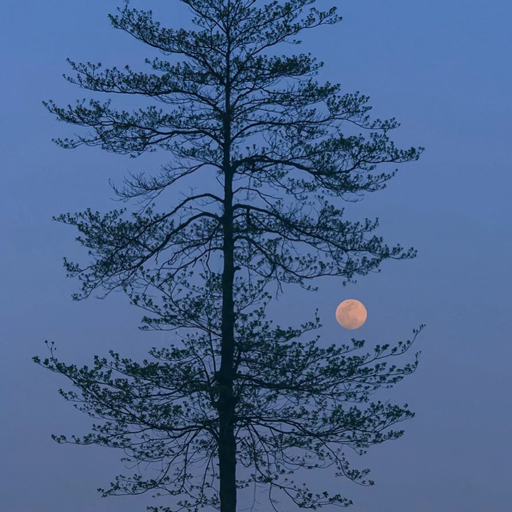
[[2, 1, 512, 511]]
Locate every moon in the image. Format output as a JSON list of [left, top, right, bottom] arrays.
[[335, 299, 367, 329]]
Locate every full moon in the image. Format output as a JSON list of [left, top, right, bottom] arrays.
[[335, 299, 367, 329]]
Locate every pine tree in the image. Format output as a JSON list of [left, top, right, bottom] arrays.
[[34, 1, 425, 511]]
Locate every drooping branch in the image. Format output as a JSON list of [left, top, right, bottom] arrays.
[[55, 198, 223, 299]]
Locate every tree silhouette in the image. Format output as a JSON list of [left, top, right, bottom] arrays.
[[34, 1, 425, 511]]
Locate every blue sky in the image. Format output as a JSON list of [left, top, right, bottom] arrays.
[[2, 1, 512, 511]]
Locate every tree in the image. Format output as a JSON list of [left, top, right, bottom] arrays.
[[34, 1, 425, 511]]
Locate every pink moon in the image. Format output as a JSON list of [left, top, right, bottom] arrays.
[[335, 299, 367, 329]]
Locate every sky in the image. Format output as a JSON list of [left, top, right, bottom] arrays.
[[2, 0, 512, 511]]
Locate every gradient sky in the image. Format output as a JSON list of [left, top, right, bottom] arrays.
[[2, 1, 512, 511]]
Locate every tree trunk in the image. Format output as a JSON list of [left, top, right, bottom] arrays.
[[218, 177, 237, 512], [218, 24, 237, 512]]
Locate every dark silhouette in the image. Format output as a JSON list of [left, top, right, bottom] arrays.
[[34, 1, 425, 511]]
